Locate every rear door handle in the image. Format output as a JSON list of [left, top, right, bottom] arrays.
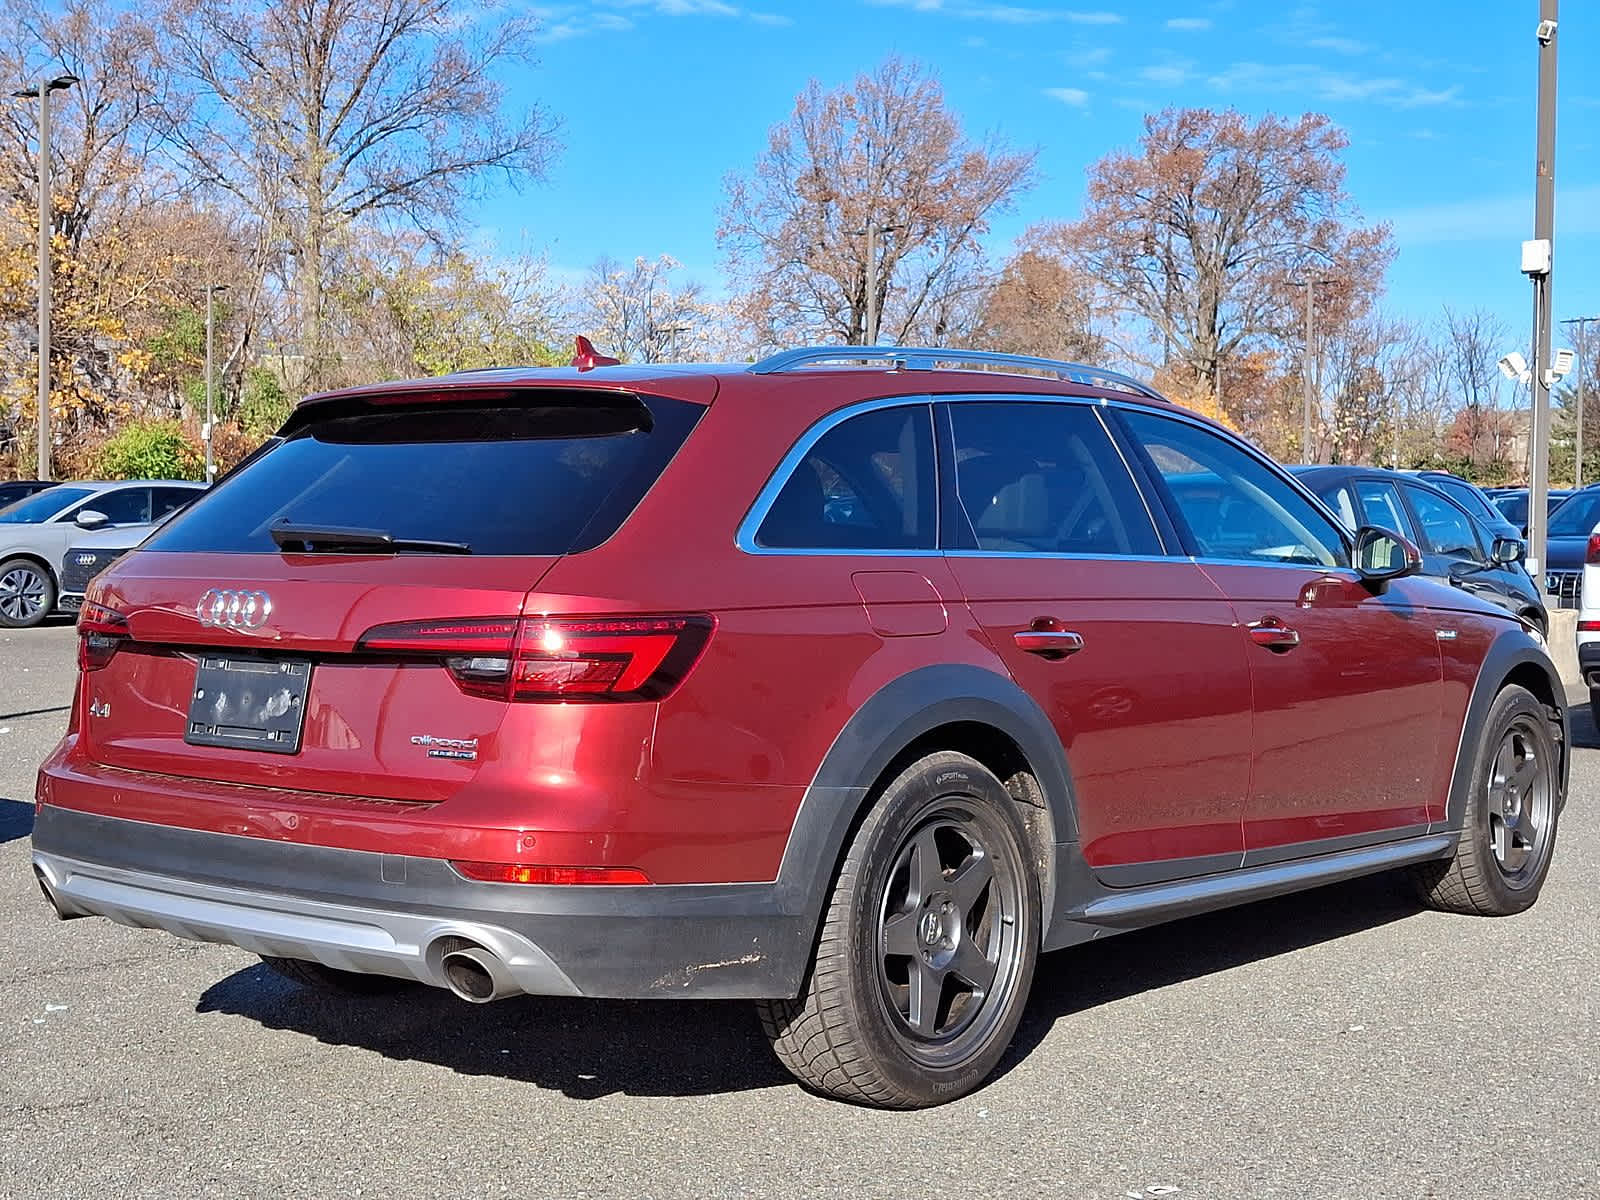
[[1247, 617, 1300, 652], [1013, 628, 1085, 658]]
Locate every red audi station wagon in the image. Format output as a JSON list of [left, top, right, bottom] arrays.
[[32, 346, 1566, 1107]]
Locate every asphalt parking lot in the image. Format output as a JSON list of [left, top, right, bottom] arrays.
[[2, 621, 1597, 1199]]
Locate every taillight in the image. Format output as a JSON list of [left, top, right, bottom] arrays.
[[449, 861, 651, 885], [356, 613, 714, 702], [77, 601, 129, 672], [1587, 533, 1600, 564]]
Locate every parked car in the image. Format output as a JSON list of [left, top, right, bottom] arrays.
[[0, 479, 57, 510], [1405, 470, 1523, 544], [56, 498, 203, 612], [1537, 488, 1600, 609], [1290, 466, 1547, 635], [32, 346, 1567, 1108], [1493, 487, 1575, 534], [0, 480, 208, 628]]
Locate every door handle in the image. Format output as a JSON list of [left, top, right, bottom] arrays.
[[1013, 626, 1085, 658], [1247, 617, 1300, 652]]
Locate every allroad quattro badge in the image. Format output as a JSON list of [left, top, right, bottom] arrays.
[[197, 588, 272, 630], [410, 734, 479, 761]]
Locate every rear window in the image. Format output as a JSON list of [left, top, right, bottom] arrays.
[[144, 393, 701, 556]]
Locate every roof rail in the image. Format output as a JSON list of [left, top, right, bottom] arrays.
[[747, 345, 1166, 401]]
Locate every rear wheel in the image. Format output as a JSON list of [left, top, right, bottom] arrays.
[[260, 956, 415, 996], [0, 558, 54, 628], [1412, 685, 1560, 916], [757, 752, 1039, 1108]]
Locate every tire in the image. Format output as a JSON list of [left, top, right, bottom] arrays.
[[260, 956, 415, 996], [1412, 684, 1560, 916], [0, 558, 55, 628], [757, 752, 1040, 1108]]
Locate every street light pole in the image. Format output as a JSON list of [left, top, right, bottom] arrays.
[[12, 74, 78, 481], [1561, 316, 1596, 487], [1524, 3, 1558, 577], [1292, 277, 1334, 463], [204, 283, 227, 482]]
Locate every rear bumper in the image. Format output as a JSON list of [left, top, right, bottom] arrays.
[[1579, 642, 1600, 690], [30, 805, 812, 1000]]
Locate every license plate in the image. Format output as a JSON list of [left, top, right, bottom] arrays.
[[185, 655, 311, 755]]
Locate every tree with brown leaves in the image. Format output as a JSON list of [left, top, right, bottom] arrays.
[[719, 57, 1035, 349], [1033, 108, 1392, 408]]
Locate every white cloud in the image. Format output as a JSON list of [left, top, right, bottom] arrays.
[[1207, 61, 1463, 108], [749, 10, 793, 24], [1044, 86, 1090, 106], [1307, 35, 1368, 55], [1165, 17, 1211, 31], [866, 0, 1122, 23], [1140, 63, 1192, 86], [1384, 185, 1600, 244], [1066, 45, 1112, 67]]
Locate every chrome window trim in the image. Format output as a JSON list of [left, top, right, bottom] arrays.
[[734, 396, 939, 555], [1102, 399, 1357, 566], [737, 391, 1186, 559]]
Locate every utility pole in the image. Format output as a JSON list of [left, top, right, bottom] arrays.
[[1292, 277, 1334, 463], [1561, 316, 1596, 487], [204, 283, 227, 482], [1525, 3, 1558, 577], [11, 74, 78, 481], [847, 222, 905, 345]]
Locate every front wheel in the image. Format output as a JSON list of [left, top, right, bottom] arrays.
[[758, 752, 1040, 1108], [1412, 684, 1560, 915], [0, 558, 55, 628]]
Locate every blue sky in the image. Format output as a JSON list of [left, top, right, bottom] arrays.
[[487, 0, 1600, 350]]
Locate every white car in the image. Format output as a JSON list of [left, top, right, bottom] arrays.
[[0, 480, 207, 628], [1577, 531, 1600, 708]]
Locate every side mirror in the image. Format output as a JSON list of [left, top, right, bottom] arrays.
[[74, 509, 109, 530], [1353, 525, 1422, 588], [1491, 536, 1526, 566]]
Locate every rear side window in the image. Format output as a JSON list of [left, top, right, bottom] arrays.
[[756, 405, 936, 550], [87, 488, 153, 525], [1355, 479, 1413, 539], [948, 401, 1161, 556], [144, 394, 701, 556]]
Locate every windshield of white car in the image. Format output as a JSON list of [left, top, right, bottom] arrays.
[[0, 486, 92, 524]]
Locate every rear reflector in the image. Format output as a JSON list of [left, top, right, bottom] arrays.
[[450, 861, 651, 885], [77, 602, 129, 672], [356, 613, 713, 702]]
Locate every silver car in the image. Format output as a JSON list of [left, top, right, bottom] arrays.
[[0, 480, 207, 628]]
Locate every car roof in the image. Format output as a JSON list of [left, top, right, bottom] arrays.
[[296, 351, 1198, 435]]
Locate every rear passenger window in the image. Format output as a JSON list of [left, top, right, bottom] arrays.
[[948, 402, 1161, 556], [756, 406, 935, 550]]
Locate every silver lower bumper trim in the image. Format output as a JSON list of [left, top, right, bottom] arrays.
[[33, 849, 581, 997]]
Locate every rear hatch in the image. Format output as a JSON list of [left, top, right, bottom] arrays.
[[76, 381, 706, 801]]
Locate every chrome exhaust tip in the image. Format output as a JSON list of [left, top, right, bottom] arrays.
[[439, 945, 518, 1003]]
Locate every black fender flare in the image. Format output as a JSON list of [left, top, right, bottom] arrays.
[[771, 663, 1080, 941], [1440, 627, 1570, 833]]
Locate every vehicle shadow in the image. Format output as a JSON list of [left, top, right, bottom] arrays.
[[196, 871, 1425, 1102], [0, 796, 34, 844]]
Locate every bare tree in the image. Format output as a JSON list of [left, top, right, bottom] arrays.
[[157, 0, 558, 383], [578, 255, 710, 364], [1439, 306, 1511, 473], [718, 57, 1035, 348], [1034, 108, 1392, 403]]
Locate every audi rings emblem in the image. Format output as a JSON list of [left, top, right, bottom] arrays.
[[197, 588, 273, 630]]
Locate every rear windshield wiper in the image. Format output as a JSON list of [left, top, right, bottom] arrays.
[[269, 520, 472, 555]]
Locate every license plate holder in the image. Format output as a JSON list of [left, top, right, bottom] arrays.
[[185, 654, 311, 755]]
